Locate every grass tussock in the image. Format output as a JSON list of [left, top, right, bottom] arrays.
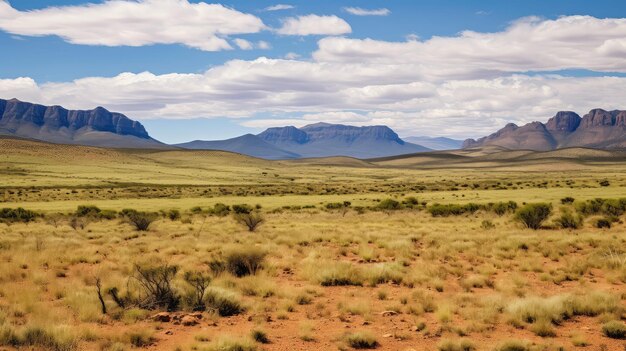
[[345, 331, 379, 349]]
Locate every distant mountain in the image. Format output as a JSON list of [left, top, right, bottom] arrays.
[[177, 123, 430, 159], [403, 136, 463, 150], [176, 134, 300, 160], [463, 109, 626, 151], [0, 98, 167, 149]]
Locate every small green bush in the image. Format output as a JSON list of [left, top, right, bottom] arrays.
[[232, 204, 253, 214], [515, 203, 551, 229], [251, 329, 269, 344], [122, 209, 158, 231], [210, 203, 230, 216], [166, 209, 181, 221], [345, 331, 378, 349], [438, 338, 476, 351], [496, 340, 529, 351], [0, 207, 39, 223], [555, 209, 582, 229], [224, 247, 266, 277], [602, 320, 626, 339], [234, 212, 264, 232], [376, 199, 401, 211], [205, 288, 245, 316], [595, 218, 612, 229], [428, 203, 481, 217], [560, 197, 575, 204]]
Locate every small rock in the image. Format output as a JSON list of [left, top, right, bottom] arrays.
[[165, 330, 173, 335], [383, 334, 393, 338], [181, 315, 199, 326], [152, 312, 171, 323], [381, 311, 398, 317], [190, 312, 203, 320]]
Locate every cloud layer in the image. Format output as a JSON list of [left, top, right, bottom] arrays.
[[2, 14, 626, 138], [0, 0, 265, 51]]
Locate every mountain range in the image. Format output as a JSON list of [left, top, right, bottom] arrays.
[[463, 109, 626, 151], [176, 123, 430, 159], [0, 98, 167, 149]]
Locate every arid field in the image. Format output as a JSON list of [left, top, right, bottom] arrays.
[[0, 138, 625, 351]]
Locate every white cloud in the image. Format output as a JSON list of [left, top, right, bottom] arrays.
[[0, 0, 265, 51], [3, 15, 626, 138], [264, 4, 294, 11], [233, 38, 253, 50], [277, 15, 351, 36], [343, 7, 390, 16], [257, 41, 271, 50], [284, 52, 300, 59], [314, 16, 626, 74]]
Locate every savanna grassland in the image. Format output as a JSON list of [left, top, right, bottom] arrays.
[[0, 138, 625, 351]]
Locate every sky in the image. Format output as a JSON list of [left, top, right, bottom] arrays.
[[2, 1, 626, 143]]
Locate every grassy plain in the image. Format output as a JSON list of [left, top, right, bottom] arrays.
[[0, 138, 625, 351]]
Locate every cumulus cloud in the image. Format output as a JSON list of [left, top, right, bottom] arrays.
[[314, 16, 626, 74], [3, 15, 626, 138], [0, 0, 265, 51], [343, 7, 390, 16], [277, 15, 351, 35], [264, 4, 294, 11]]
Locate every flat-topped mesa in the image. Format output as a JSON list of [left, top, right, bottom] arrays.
[[0, 98, 149, 139], [463, 109, 626, 151], [257, 126, 309, 144]]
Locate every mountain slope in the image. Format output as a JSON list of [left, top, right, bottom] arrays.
[[463, 109, 626, 150], [257, 123, 430, 158], [0, 98, 167, 149], [178, 123, 430, 159], [403, 136, 463, 150], [175, 134, 300, 160]]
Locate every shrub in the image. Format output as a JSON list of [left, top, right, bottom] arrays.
[[128, 330, 155, 347], [122, 209, 158, 231], [601, 199, 625, 217], [251, 329, 269, 344], [234, 212, 264, 232], [575, 198, 605, 216], [515, 203, 551, 229], [480, 220, 495, 230], [345, 332, 378, 349], [210, 203, 230, 216], [428, 203, 481, 217], [376, 199, 401, 212], [602, 321, 626, 339], [166, 209, 181, 221], [224, 247, 266, 277], [232, 204, 253, 214], [0, 207, 39, 223], [560, 197, 575, 204], [207, 336, 257, 351], [491, 201, 518, 216], [438, 339, 476, 351], [205, 288, 245, 316], [132, 263, 180, 311], [16, 326, 78, 351], [555, 210, 582, 229], [184, 271, 212, 311], [75, 205, 101, 217], [315, 262, 363, 286], [595, 218, 612, 229], [496, 340, 529, 351], [403, 196, 419, 208]]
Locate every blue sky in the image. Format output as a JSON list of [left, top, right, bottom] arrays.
[[1, 0, 626, 143]]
